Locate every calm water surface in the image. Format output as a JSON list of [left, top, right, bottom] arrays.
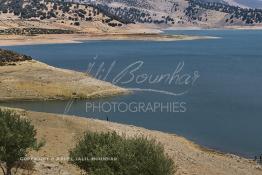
[[1, 30, 262, 158]]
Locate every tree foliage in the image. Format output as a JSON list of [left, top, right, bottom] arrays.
[[0, 109, 43, 175], [69, 131, 175, 175]]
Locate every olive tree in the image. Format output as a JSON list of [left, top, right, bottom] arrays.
[[0, 109, 44, 175], [70, 131, 175, 175]]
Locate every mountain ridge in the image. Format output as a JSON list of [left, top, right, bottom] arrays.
[[0, 0, 262, 33]]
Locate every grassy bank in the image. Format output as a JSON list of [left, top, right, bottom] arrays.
[[0, 49, 127, 101], [0, 107, 261, 175]]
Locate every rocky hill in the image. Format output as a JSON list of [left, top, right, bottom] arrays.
[[98, 0, 262, 26], [0, 49, 32, 65], [0, 0, 261, 33]]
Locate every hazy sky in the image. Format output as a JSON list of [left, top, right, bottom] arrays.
[[236, 0, 262, 8]]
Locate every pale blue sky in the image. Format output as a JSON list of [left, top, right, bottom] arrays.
[[235, 0, 262, 8]]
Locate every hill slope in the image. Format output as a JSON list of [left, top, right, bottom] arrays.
[[0, 0, 262, 33], [0, 49, 127, 101]]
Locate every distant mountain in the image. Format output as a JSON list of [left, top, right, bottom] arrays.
[[0, 0, 262, 32], [191, 0, 262, 8], [97, 0, 262, 25], [201, 0, 225, 3], [231, 0, 262, 9]]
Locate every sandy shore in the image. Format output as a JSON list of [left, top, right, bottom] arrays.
[[165, 25, 262, 30], [0, 60, 127, 101], [224, 25, 262, 30], [0, 107, 261, 175], [0, 33, 216, 46]]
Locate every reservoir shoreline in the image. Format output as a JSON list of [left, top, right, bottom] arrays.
[[0, 33, 217, 46], [0, 106, 261, 175]]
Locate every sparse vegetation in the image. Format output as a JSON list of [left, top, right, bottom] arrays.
[[69, 131, 176, 175], [0, 0, 175, 28], [0, 28, 74, 36], [0, 0, 261, 33], [0, 49, 32, 66], [186, 0, 262, 24], [0, 0, 128, 27]]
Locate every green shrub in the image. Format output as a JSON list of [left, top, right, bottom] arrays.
[[0, 109, 44, 175], [69, 132, 175, 175]]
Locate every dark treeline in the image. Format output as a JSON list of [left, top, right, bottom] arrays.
[[98, 0, 152, 10], [0, 28, 74, 35], [0, 49, 32, 66], [94, 4, 149, 24], [94, 4, 175, 25]]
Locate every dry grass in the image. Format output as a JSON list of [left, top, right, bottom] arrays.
[[0, 60, 127, 101], [0, 107, 261, 175]]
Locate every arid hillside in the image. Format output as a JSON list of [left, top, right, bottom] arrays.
[[0, 0, 262, 34]]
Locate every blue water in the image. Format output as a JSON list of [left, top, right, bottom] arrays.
[[1, 30, 262, 158]]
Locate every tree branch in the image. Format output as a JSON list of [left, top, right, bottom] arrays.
[[0, 162, 6, 175]]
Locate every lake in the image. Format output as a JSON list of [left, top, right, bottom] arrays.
[[1, 30, 262, 158]]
